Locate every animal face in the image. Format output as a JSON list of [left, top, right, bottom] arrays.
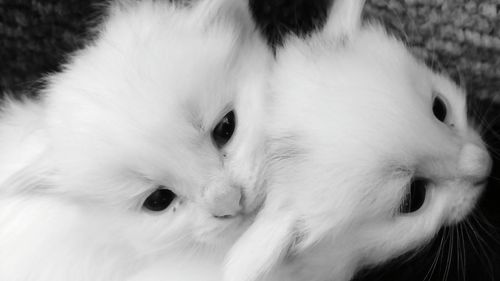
[[225, 1, 492, 281], [27, 0, 270, 254], [269, 23, 491, 272]]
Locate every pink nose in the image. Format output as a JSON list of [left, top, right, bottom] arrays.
[[459, 143, 492, 185], [203, 180, 242, 218]]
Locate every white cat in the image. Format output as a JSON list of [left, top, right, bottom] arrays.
[[224, 0, 492, 281], [0, 0, 271, 280]]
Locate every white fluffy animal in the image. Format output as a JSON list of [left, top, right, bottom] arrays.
[[0, 0, 271, 280], [224, 1, 492, 281]]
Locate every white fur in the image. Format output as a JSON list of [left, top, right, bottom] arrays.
[[224, 0, 492, 280], [0, 0, 271, 280], [1, 0, 491, 280], [0, 97, 48, 185]]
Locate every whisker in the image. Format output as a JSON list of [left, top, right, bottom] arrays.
[[483, 123, 500, 142], [422, 230, 445, 281], [469, 216, 496, 257], [475, 209, 500, 231], [485, 174, 500, 182], [453, 227, 460, 281], [443, 227, 453, 281], [463, 220, 491, 281], [479, 111, 500, 137], [458, 224, 467, 281], [471, 212, 500, 247], [465, 217, 496, 280], [472, 98, 497, 132]]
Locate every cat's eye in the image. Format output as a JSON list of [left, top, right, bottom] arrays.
[[143, 187, 176, 212], [399, 178, 427, 214], [432, 96, 447, 122], [212, 111, 236, 148]]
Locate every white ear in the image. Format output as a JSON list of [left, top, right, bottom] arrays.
[[323, 0, 365, 38], [193, 0, 254, 32]]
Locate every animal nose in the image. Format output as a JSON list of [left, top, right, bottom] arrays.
[[459, 143, 492, 185], [203, 181, 242, 218]]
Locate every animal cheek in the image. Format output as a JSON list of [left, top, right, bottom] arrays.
[[442, 183, 482, 225], [190, 209, 244, 247]]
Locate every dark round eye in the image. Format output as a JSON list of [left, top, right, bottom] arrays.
[[212, 111, 235, 148], [143, 187, 176, 212], [432, 96, 447, 122], [399, 178, 427, 214]]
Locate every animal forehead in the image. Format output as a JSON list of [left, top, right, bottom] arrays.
[[102, 0, 242, 53], [97, 24, 240, 75], [335, 27, 467, 113], [296, 25, 415, 75], [282, 54, 428, 111], [80, 13, 241, 128]]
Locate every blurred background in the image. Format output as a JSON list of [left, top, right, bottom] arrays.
[[0, 0, 499, 280]]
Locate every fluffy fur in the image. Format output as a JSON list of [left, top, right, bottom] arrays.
[[0, 97, 47, 186], [1, 0, 492, 280], [0, 0, 271, 280], [224, 1, 492, 281]]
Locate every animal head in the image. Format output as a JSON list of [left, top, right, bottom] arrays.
[[225, 0, 492, 280], [4, 0, 270, 259]]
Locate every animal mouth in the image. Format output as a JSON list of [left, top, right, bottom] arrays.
[[473, 177, 489, 187], [214, 214, 234, 219], [399, 178, 428, 214]]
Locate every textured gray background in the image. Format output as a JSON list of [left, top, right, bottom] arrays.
[[365, 0, 500, 101], [0, 0, 499, 100]]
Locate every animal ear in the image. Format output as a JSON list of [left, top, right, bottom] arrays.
[[322, 0, 365, 39], [224, 209, 296, 281], [193, 0, 254, 32]]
